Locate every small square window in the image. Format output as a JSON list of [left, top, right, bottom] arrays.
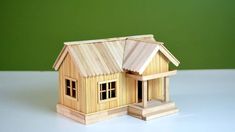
[[99, 80, 116, 101], [65, 78, 77, 99]]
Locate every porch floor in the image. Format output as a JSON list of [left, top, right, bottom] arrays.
[[128, 99, 178, 120], [130, 99, 166, 109]]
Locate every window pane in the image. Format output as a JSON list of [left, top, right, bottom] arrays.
[[66, 87, 70, 96], [72, 89, 76, 98], [72, 81, 75, 88], [111, 90, 115, 98], [111, 81, 115, 88], [101, 91, 106, 100], [65, 78, 77, 98], [101, 83, 106, 91], [66, 79, 70, 86]]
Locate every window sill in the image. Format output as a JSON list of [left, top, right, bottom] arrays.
[[65, 95, 77, 101], [98, 97, 117, 103]]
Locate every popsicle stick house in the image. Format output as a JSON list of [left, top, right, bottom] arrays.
[[53, 34, 180, 124]]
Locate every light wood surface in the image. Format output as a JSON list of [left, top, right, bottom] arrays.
[[142, 81, 148, 108], [143, 52, 169, 75], [53, 34, 180, 124], [128, 100, 178, 120], [126, 70, 177, 81], [164, 77, 170, 102], [57, 104, 128, 124], [64, 34, 154, 45], [53, 34, 179, 77], [58, 53, 84, 112]]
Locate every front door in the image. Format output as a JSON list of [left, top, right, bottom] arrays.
[[137, 81, 142, 103]]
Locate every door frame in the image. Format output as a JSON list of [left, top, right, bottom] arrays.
[[136, 80, 149, 103]]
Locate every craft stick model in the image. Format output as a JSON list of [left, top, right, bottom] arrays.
[[53, 34, 180, 124]]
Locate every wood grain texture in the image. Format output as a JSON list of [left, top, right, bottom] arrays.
[[53, 34, 179, 77], [148, 78, 164, 101], [58, 52, 174, 114], [142, 80, 148, 108], [143, 52, 169, 75], [55, 35, 179, 123], [126, 70, 177, 81], [57, 104, 127, 125], [58, 53, 83, 112], [164, 77, 170, 102], [83, 72, 136, 114]]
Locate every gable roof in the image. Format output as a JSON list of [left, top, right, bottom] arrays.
[[53, 34, 180, 77]]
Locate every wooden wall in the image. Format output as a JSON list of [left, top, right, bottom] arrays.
[[58, 51, 170, 114], [143, 52, 169, 101], [143, 52, 169, 75], [83, 73, 136, 114], [58, 53, 86, 113], [148, 78, 164, 101]]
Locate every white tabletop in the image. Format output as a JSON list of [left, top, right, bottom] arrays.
[[0, 70, 235, 132]]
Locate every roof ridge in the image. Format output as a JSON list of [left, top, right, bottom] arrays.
[[127, 38, 164, 45], [64, 34, 154, 45]]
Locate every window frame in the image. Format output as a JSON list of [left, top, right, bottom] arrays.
[[98, 79, 117, 103], [64, 76, 78, 100]]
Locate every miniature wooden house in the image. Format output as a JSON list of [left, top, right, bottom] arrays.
[[53, 34, 180, 124]]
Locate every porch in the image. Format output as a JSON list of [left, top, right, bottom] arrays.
[[127, 70, 177, 107], [126, 70, 178, 120], [128, 99, 178, 120]]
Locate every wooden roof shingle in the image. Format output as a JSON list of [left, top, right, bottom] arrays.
[[53, 34, 180, 77]]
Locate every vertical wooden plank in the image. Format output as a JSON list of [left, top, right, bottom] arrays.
[[164, 77, 170, 102], [135, 80, 138, 103], [89, 77, 94, 113], [118, 73, 123, 106], [85, 78, 90, 113], [147, 80, 151, 101], [116, 73, 120, 107], [80, 77, 86, 113], [157, 78, 163, 100], [122, 73, 127, 105], [59, 67, 63, 104], [93, 76, 97, 112], [132, 79, 136, 103], [126, 78, 130, 104], [122, 73, 125, 105], [142, 80, 147, 108]]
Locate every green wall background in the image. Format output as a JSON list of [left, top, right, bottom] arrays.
[[1, 0, 235, 70]]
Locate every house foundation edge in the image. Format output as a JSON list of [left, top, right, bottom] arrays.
[[56, 102, 179, 124]]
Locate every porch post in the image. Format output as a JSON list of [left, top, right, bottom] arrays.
[[135, 80, 138, 103], [142, 80, 147, 108], [164, 77, 170, 102]]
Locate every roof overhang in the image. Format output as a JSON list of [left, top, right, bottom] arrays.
[[53, 45, 68, 70], [126, 70, 177, 81]]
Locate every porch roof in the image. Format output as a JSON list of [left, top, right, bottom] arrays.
[[126, 70, 177, 81]]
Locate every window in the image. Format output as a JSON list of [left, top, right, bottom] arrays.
[[99, 80, 116, 101], [65, 78, 77, 99]]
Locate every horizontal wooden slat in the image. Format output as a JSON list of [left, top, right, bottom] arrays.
[[53, 35, 180, 77], [126, 70, 177, 81], [64, 34, 154, 45]]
